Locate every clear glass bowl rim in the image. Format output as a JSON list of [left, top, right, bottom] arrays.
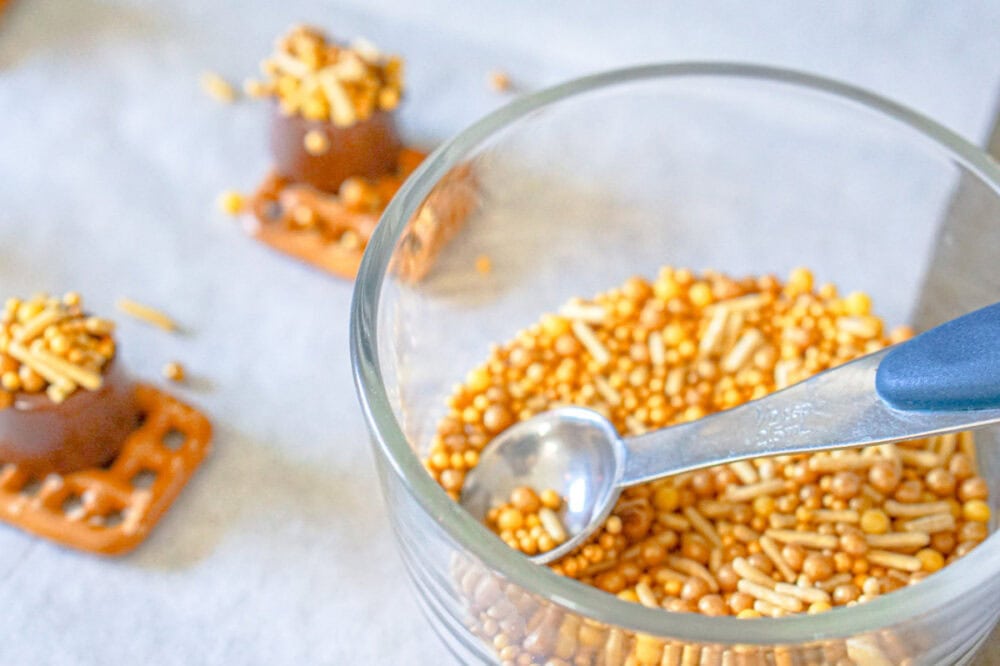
[[351, 62, 1000, 645]]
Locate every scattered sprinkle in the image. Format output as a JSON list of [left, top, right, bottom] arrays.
[[116, 298, 178, 333], [200, 71, 238, 103], [217, 190, 245, 215], [488, 70, 512, 93], [162, 361, 185, 383]]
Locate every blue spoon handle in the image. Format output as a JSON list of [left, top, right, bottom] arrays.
[[876, 302, 1000, 411]]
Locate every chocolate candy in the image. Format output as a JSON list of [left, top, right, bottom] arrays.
[[269, 106, 403, 194], [0, 359, 140, 475]]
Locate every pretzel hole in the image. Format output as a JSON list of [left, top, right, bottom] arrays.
[[130, 469, 157, 489], [102, 509, 125, 528], [264, 200, 282, 221], [61, 494, 85, 519], [163, 429, 186, 451], [20, 478, 41, 497]]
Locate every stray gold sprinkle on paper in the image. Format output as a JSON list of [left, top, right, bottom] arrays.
[[217, 190, 245, 215], [116, 298, 178, 332], [162, 361, 185, 383], [489, 70, 512, 93], [200, 71, 238, 103]]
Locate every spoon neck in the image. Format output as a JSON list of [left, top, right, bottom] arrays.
[[619, 348, 1000, 488]]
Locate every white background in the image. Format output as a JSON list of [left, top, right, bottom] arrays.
[[0, 1, 998, 663]]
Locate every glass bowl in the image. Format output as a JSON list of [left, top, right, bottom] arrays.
[[351, 64, 1000, 665]]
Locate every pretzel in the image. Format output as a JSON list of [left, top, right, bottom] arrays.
[[390, 161, 477, 282], [247, 148, 476, 281], [0, 384, 211, 555]]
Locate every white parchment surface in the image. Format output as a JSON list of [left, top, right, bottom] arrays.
[[0, 1, 998, 663]]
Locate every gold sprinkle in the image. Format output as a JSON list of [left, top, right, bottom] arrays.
[[765, 529, 839, 550], [865, 531, 930, 550], [291, 206, 318, 229], [683, 505, 721, 548], [721, 328, 764, 373], [488, 70, 512, 93], [303, 129, 330, 156], [667, 555, 719, 592], [698, 308, 729, 356], [884, 500, 952, 518], [242, 79, 270, 98], [538, 507, 567, 544], [753, 599, 789, 618], [812, 509, 860, 523], [46, 383, 69, 404], [634, 581, 658, 608], [340, 230, 361, 251], [116, 298, 178, 332], [200, 71, 238, 103], [759, 535, 797, 583], [730, 460, 759, 485], [808, 453, 873, 472], [867, 549, 922, 572], [724, 478, 786, 503], [559, 301, 607, 324], [647, 331, 665, 366], [162, 361, 185, 383], [570, 320, 610, 367], [318, 72, 358, 128], [732, 557, 776, 589], [6, 341, 77, 392], [737, 579, 803, 613], [29, 346, 102, 390], [218, 190, 245, 216], [899, 513, 955, 534], [773, 582, 830, 605], [15, 309, 65, 344]]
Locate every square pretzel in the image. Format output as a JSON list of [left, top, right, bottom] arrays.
[[245, 150, 476, 281], [0, 385, 211, 555]]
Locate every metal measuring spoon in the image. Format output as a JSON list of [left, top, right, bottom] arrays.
[[460, 302, 1000, 564]]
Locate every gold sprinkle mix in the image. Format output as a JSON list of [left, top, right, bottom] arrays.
[[249, 25, 404, 126], [116, 298, 178, 333], [0, 293, 115, 406], [430, 267, 991, 625], [485, 486, 564, 555]]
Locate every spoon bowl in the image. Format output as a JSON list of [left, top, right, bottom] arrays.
[[461, 407, 626, 563]]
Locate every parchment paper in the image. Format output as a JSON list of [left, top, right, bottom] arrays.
[[0, 1, 997, 663]]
